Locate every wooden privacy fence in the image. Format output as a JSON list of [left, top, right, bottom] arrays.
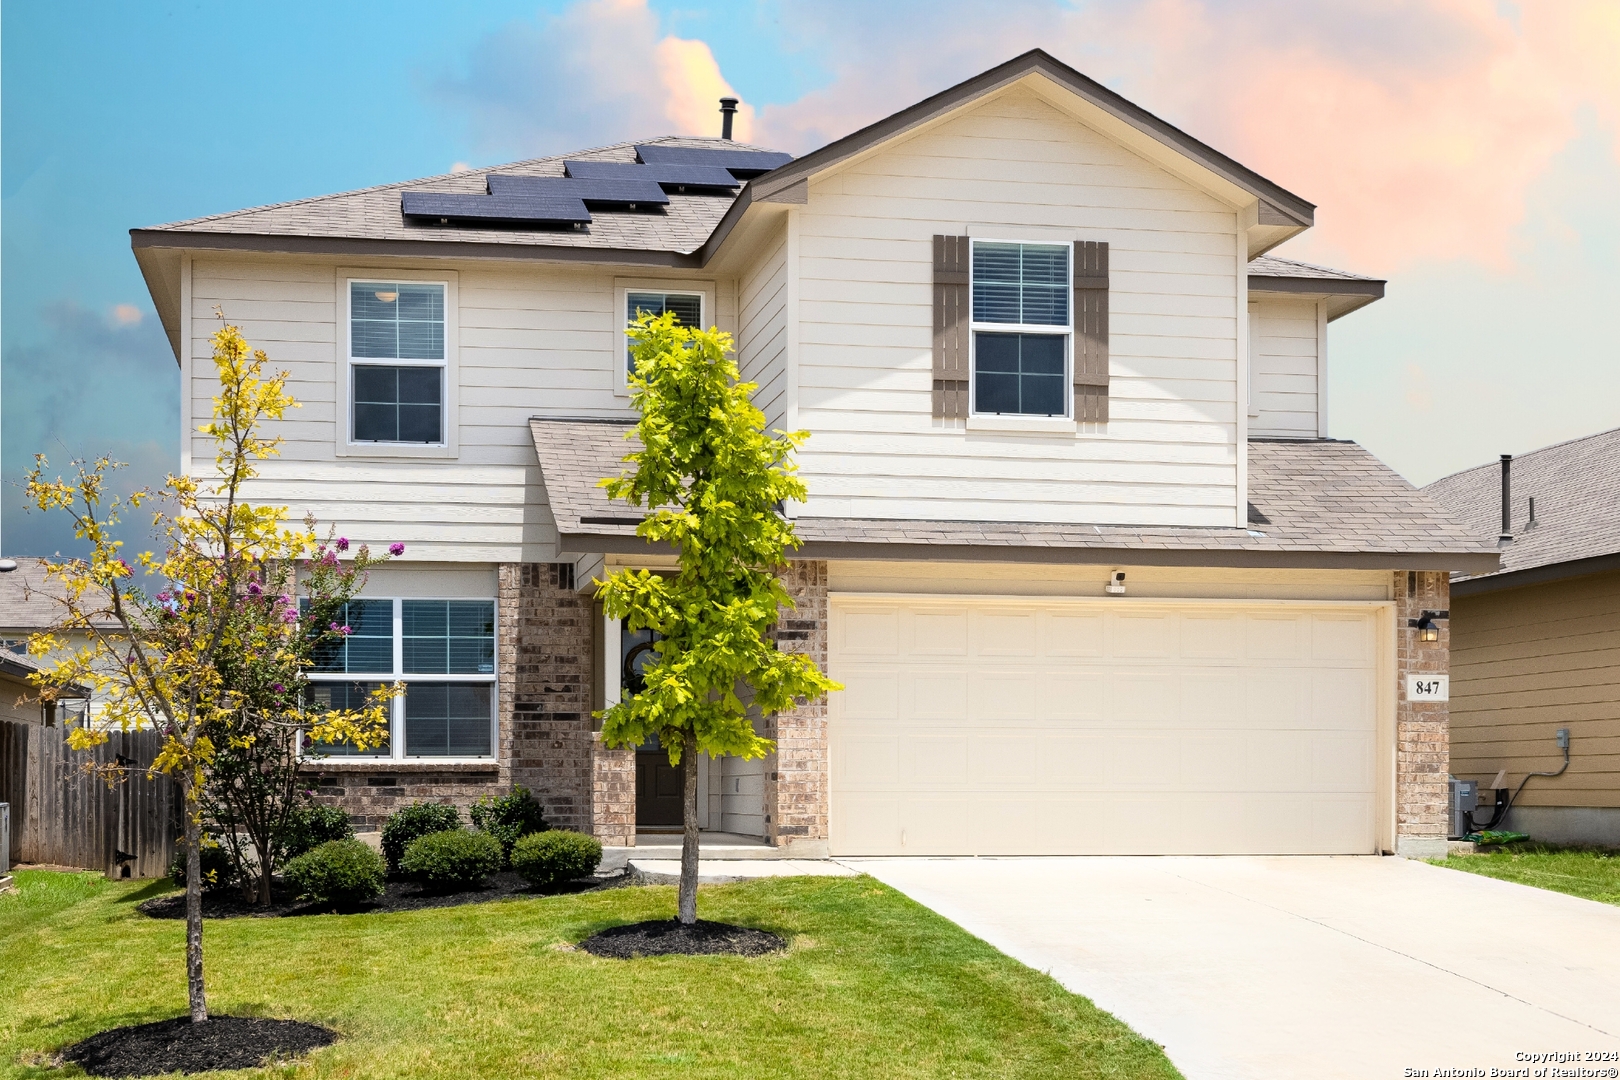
[[0, 720, 176, 878]]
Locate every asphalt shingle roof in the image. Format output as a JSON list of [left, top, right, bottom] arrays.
[[1248, 255, 1380, 281], [140, 136, 787, 256], [0, 558, 70, 632], [530, 420, 1496, 567], [1423, 427, 1620, 582]]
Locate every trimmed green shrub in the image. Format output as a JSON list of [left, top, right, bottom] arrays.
[[401, 829, 502, 891], [469, 785, 548, 866], [169, 836, 237, 892], [381, 802, 462, 872], [282, 804, 354, 861], [511, 830, 603, 889], [283, 839, 386, 909]]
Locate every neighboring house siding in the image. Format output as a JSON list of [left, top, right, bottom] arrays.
[[1450, 570, 1620, 809], [790, 85, 1243, 527], [1250, 298, 1323, 438], [737, 229, 790, 432], [190, 258, 736, 561]]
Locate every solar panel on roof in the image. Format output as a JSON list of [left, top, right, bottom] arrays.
[[401, 191, 591, 225], [634, 145, 793, 177], [562, 160, 739, 190], [487, 174, 669, 207]]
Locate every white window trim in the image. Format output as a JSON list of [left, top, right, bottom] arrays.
[[967, 238, 1072, 420], [614, 279, 714, 397], [334, 268, 460, 459], [303, 595, 498, 764]]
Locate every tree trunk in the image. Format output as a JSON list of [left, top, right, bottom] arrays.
[[678, 731, 699, 925], [182, 780, 208, 1022], [258, 838, 273, 907]]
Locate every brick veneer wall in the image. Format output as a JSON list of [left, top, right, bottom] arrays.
[[1395, 569, 1451, 857], [306, 768, 500, 832], [590, 735, 635, 847], [498, 563, 596, 833], [763, 560, 831, 852]]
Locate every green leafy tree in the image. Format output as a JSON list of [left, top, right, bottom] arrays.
[[23, 322, 397, 1022], [596, 312, 840, 924]]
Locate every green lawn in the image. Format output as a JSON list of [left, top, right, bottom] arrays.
[[0, 871, 1179, 1080], [1432, 843, 1620, 905]]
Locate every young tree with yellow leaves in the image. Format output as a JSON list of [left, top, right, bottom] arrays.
[[596, 312, 840, 926], [23, 323, 397, 1023]]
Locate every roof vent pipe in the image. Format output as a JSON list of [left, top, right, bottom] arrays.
[[1499, 454, 1513, 545], [719, 97, 738, 140]]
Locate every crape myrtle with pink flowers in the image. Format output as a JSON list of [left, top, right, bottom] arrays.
[[22, 319, 404, 1022]]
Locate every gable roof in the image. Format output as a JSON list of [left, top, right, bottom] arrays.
[[530, 419, 1497, 572], [0, 557, 68, 632], [1423, 427, 1620, 593]]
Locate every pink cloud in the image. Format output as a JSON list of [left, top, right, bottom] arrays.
[[749, 0, 1620, 274]]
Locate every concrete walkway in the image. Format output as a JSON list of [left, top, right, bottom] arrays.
[[845, 855, 1620, 1080]]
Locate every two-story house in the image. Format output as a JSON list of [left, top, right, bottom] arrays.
[[131, 51, 1495, 859]]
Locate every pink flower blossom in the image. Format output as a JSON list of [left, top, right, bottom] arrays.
[[247, 581, 263, 596], [272, 683, 285, 694], [388, 542, 405, 556], [336, 537, 350, 552], [280, 608, 299, 624]]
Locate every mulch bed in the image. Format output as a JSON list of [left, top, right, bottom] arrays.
[[579, 918, 786, 958], [137, 869, 627, 919], [62, 1016, 335, 1077]]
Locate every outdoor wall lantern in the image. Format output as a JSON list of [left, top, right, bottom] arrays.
[[1414, 613, 1440, 642]]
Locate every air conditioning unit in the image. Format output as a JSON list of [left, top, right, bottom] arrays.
[[1448, 777, 1478, 839]]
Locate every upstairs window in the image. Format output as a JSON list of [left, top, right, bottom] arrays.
[[970, 242, 1070, 417], [625, 291, 702, 374], [350, 281, 446, 444]]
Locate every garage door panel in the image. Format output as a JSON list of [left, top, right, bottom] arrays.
[[1038, 671, 1106, 720], [1181, 673, 1247, 725], [972, 610, 1038, 656], [910, 610, 968, 655], [1042, 611, 1106, 657], [968, 734, 1038, 787], [829, 599, 1380, 856], [910, 670, 969, 721], [1181, 614, 1244, 659], [1036, 736, 1106, 787], [907, 736, 969, 788], [1110, 612, 1178, 657]]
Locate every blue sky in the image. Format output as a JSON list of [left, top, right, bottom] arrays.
[[4, 0, 1617, 556]]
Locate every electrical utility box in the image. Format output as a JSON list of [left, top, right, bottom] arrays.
[[1448, 778, 1478, 839]]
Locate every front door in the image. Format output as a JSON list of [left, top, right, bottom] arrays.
[[636, 736, 684, 828]]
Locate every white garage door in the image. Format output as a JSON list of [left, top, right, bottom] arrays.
[[829, 597, 1383, 856]]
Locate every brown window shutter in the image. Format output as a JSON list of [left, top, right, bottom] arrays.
[[932, 235, 970, 419], [1073, 240, 1110, 423]]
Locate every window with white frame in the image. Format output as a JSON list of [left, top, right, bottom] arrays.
[[305, 598, 496, 759], [625, 290, 702, 374], [970, 241, 1071, 416], [349, 281, 446, 444]]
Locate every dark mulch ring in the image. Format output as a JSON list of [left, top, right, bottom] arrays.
[[62, 1016, 336, 1078], [579, 918, 787, 959], [136, 868, 628, 920]]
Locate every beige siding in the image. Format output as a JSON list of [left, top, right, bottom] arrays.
[[737, 229, 790, 431], [1251, 298, 1322, 438], [791, 85, 1243, 527], [1450, 570, 1620, 807], [830, 561, 1390, 602], [189, 258, 737, 562]]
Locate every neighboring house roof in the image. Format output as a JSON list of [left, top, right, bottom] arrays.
[[530, 419, 1498, 572], [1424, 427, 1620, 594], [0, 557, 69, 632], [1248, 255, 1386, 321]]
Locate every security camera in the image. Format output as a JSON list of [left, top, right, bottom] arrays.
[[1105, 570, 1127, 596]]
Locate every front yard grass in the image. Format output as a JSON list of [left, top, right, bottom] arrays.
[[0, 870, 1180, 1079], [1432, 843, 1620, 906]]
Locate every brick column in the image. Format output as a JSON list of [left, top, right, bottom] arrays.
[[498, 563, 594, 833], [590, 735, 635, 847], [763, 560, 830, 855], [1395, 569, 1451, 857]]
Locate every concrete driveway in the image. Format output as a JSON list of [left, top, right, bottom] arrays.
[[843, 855, 1620, 1080]]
